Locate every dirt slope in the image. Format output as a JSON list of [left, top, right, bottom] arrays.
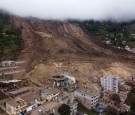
[[9, 16, 135, 84]]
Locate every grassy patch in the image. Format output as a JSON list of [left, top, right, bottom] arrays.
[[77, 102, 98, 115]]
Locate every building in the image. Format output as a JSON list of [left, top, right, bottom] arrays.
[[61, 73, 76, 84], [9, 87, 32, 98], [0, 61, 16, 67], [101, 76, 119, 93], [26, 102, 38, 113], [75, 87, 100, 110], [6, 98, 27, 115], [41, 89, 60, 102], [49, 75, 68, 87], [95, 103, 105, 113], [60, 96, 78, 115]]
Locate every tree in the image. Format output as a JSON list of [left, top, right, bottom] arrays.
[[110, 93, 121, 102], [105, 106, 119, 115], [58, 104, 71, 115]]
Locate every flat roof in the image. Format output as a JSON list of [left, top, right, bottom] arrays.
[[6, 99, 19, 107], [21, 93, 40, 103], [9, 87, 31, 95], [47, 89, 60, 95], [50, 76, 68, 81], [76, 87, 99, 97]]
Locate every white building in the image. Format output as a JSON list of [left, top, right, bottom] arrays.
[[75, 88, 99, 110], [0, 61, 16, 67], [101, 75, 119, 93]]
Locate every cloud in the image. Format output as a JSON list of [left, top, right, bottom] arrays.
[[0, 0, 135, 22]]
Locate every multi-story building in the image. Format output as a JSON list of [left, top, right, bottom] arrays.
[[60, 96, 78, 115], [75, 88, 100, 110], [101, 75, 119, 93], [6, 98, 27, 115]]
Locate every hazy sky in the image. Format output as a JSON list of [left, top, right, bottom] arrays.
[[0, 0, 135, 22]]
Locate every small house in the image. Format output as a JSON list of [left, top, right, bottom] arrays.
[[6, 98, 27, 115], [49, 75, 68, 87]]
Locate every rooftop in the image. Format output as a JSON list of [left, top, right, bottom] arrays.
[[101, 75, 119, 79], [50, 75, 68, 81], [21, 93, 40, 103], [6, 98, 26, 107], [9, 87, 31, 95], [76, 87, 99, 96], [43, 88, 60, 95], [6, 99, 19, 107]]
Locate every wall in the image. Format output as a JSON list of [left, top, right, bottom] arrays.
[[6, 103, 15, 115], [75, 91, 92, 110]]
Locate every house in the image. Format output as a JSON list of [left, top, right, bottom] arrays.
[[25, 102, 38, 113], [101, 75, 119, 93], [0, 61, 16, 67], [60, 96, 78, 115], [106, 40, 111, 44], [41, 89, 60, 102], [61, 73, 76, 84], [49, 75, 68, 87], [6, 98, 27, 115], [125, 45, 130, 51], [75, 87, 100, 110], [9, 87, 32, 98]]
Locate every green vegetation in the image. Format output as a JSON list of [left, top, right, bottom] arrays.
[[0, 91, 8, 100], [125, 82, 135, 114], [58, 104, 71, 115], [69, 20, 135, 48], [110, 93, 121, 102], [81, 20, 135, 48], [105, 106, 119, 115], [0, 11, 21, 60], [77, 102, 98, 115]]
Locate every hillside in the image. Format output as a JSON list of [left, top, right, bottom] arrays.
[[75, 20, 135, 49], [0, 12, 21, 60], [7, 16, 135, 85]]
